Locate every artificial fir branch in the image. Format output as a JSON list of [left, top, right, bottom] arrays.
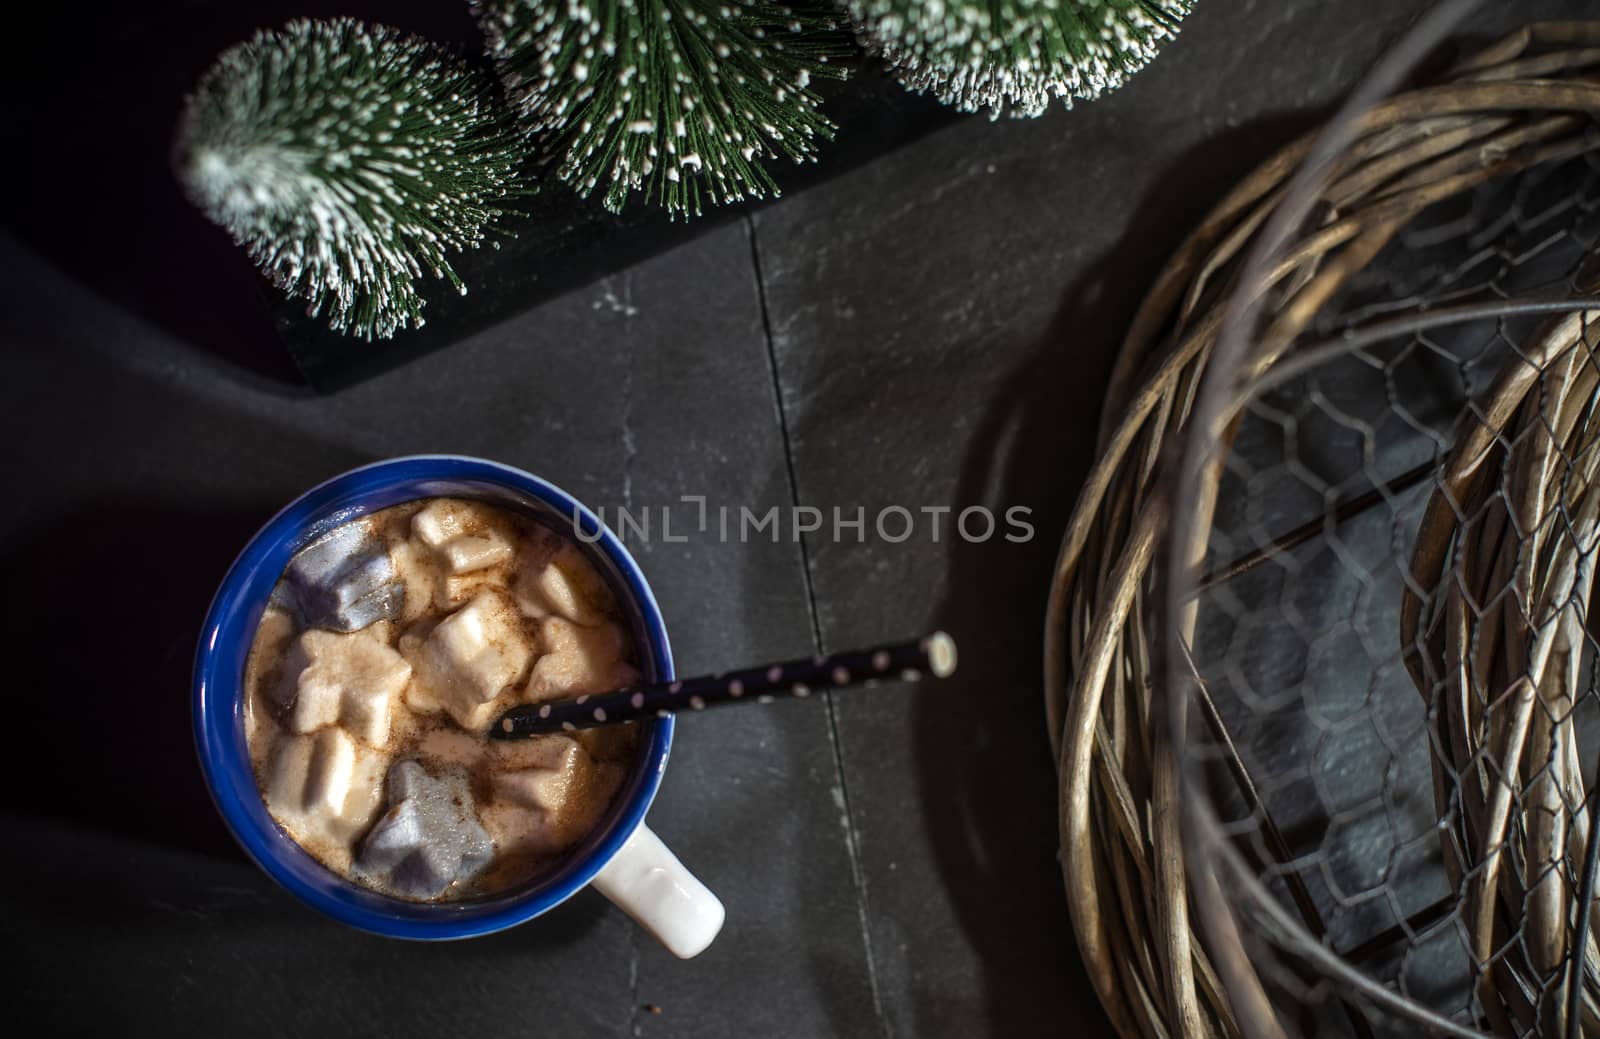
[[474, 0, 852, 218], [848, 0, 1194, 118], [173, 18, 530, 341]]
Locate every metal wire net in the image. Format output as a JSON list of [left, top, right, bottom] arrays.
[[1165, 17, 1600, 1039]]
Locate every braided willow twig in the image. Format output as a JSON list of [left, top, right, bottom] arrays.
[[1403, 292, 1600, 1036], [1045, 22, 1600, 1039]]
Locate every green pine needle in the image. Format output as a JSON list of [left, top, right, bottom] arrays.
[[173, 18, 530, 341], [848, 0, 1194, 118], [474, 0, 853, 219]]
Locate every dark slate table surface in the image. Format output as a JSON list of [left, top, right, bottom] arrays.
[[5, 1, 1587, 1035]]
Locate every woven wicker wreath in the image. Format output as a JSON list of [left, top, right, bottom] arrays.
[[1044, 22, 1600, 1039], [1403, 289, 1600, 1036]]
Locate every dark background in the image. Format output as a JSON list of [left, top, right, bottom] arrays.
[[1, 0, 1582, 1035]]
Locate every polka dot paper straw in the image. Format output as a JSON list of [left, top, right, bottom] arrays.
[[491, 632, 958, 739]]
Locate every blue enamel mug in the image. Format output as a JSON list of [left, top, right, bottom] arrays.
[[192, 455, 724, 953]]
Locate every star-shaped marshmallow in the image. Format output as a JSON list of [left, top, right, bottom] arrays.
[[525, 616, 638, 700], [513, 540, 614, 626], [355, 760, 493, 900], [284, 628, 412, 745], [482, 736, 624, 856], [264, 728, 387, 845], [403, 589, 534, 730], [284, 518, 405, 632]]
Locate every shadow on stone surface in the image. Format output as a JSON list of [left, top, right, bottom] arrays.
[[0, 495, 621, 957], [915, 110, 1327, 1037], [3, 0, 482, 385], [0, 501, 284, 860]]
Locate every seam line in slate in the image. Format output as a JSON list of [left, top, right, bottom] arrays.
[[624, 924, 643, 1038], [744, 221, 824, 656], [618, 272, 638, 511], [744, 214, 889, 1039]]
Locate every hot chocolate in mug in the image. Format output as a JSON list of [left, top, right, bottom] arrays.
[[192, 455, 724, 954]]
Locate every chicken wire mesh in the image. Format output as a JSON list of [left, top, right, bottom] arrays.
[[1044, 6, 1600, 1039], [1162, 11, 1600, 1039]]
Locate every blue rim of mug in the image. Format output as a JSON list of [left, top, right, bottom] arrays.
[[191, 455, 674, 940]]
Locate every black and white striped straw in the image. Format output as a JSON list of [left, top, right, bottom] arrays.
[[491, 631, 958, 739]]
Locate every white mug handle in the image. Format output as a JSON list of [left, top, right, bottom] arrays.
[[591, 823, 724, 958]]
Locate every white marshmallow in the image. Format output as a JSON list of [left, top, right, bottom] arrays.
[[411, 499, 475, 548], [389, 539, 440, 622], [343, 682, 397, 747], [435, 570, 501, 611], [442, 533, 514, 575], [494, 769, 573, 813], [284, 629, 412, 745], [304, 729, 355, 816], [413, 500, 513, 572], [484, 737, 598, 858], [408, 500, 517, 608], [514, 543, 613, 625], [490, 737, 586, 812], [265, 729, 387, 843], [525, 617, 634, 699], [482, 755, 626, 856], [404, 590, 534, 730], [548, 615, 624, 657]]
